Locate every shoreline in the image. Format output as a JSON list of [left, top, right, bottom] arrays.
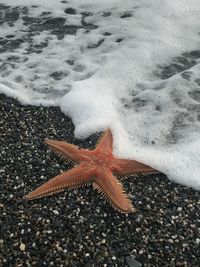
[[0, 94, 200, 266]]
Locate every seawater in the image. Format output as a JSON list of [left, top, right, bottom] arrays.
[[0, 0, 200, 189]]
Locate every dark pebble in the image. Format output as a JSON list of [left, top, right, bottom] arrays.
[[64, 8, 76, 15], [121, 13, 132, 18]]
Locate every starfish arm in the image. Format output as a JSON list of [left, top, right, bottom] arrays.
[[24, 164, 93, 200], [93, 170, 135, 213], [95, 129, 113, 152], [112, 158, 158, 176], [45, 139, 91, 164]]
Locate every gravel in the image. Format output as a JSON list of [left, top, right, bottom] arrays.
[[0, 94, 200, 266], [0, 3, 200, 266]]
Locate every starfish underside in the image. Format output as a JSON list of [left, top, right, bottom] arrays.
[[24, 129, 158, 213]]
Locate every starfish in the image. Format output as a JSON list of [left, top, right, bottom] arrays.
[[24, 129, 157, 213]]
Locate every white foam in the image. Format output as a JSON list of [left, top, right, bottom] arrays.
[[1, 0, 200, 189]]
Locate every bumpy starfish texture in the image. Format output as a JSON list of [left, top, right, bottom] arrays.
[[24, 129, 157, 213]]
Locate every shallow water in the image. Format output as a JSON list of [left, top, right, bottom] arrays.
[[0, 0, 200, 189]]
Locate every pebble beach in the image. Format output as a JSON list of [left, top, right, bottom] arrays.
[[0, 2, 200, 266], [0, 94, 200, 267]]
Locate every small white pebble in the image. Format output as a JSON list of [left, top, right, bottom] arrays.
[[196, 238, 200, 244], [53, 210, 59, 215], [112, 256, 116, 260], [20, 243, 26, 251]]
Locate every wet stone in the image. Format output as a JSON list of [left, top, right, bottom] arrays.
[[102, 12, 111, 17], [88, 39, 104, 49], [121, 13, 132, 18], [116, 38, 123, 43], [50, 71, 66, 80], [6, 34, 15, 38], [64, 8, 76, 15], [66, 60, 74, 65], [40, 11, 52, 17], [103, 32, 111, 36]]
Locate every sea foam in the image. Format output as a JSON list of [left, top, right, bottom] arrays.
[[0, 0, 200, 189]]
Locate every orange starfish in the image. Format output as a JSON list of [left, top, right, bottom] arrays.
[[24, 129, 157, 213]]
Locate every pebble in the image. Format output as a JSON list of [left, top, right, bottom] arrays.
[[52, 210, 59, 215], [19, 243, 26, 251], [195, 238, 200, 244]]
